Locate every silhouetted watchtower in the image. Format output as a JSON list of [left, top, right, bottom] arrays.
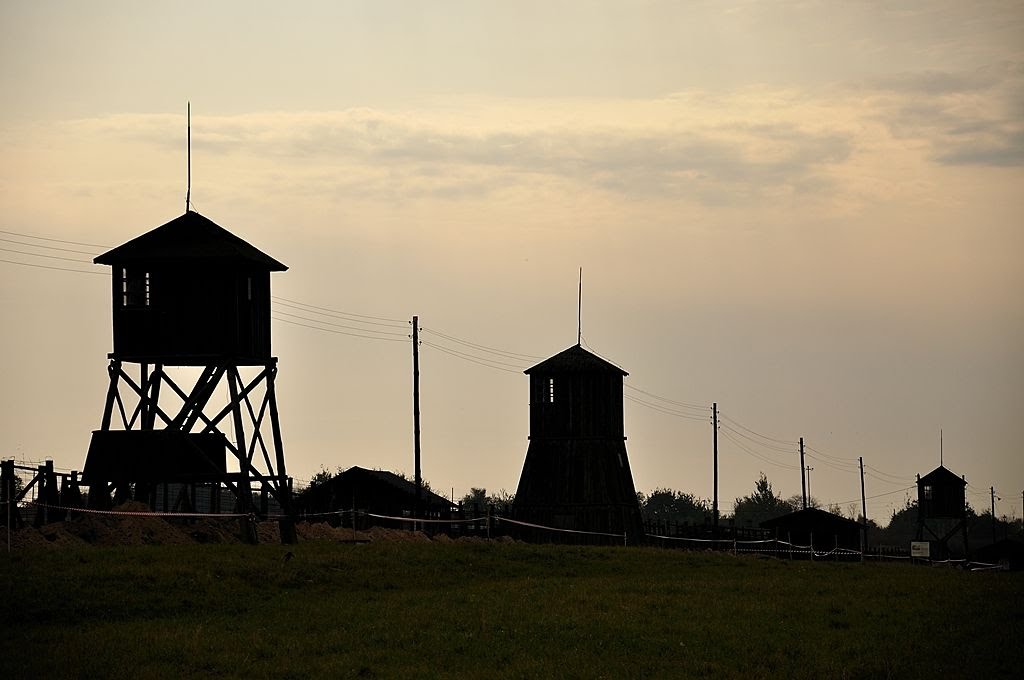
[[83, 210, 294, 541], [915, 464, 968, 558], [513, 344, 643, 542]]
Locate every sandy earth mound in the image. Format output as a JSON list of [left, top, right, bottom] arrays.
[[3, 505, 511, 550]]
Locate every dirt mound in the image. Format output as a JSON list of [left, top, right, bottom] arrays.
[[5, 508, 511, 549]]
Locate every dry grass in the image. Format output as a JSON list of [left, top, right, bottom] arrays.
[[2, 539, 1021, 679]]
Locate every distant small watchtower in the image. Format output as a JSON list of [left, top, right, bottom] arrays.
[[83, 210, 294, 541], [513, 344, 643, 541], [915, 464, 968, 558]]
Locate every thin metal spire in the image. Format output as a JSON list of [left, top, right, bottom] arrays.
[[577, 267, 582, 346], [940, 428, 943, 467], [186, 101, 191, 212]]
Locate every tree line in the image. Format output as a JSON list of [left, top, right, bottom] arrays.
[[292, 467, 1021, 547]]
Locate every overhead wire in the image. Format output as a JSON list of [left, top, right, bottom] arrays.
[[804, 443, 861, 467], [0, 246, 97, 264], [623, 383, 708, 413], [420, 341, 523, 374], [719, 423, 798, 454], [273, 310, 409, 337], [421, 327, 543, 362], [0, 236, 103, 256], [624, 394, 709, 422], [834, 485, 916, 507], [271, 295, 407, 325], [719, 429, 800, 471], [272, 315, 407, 342], [0, 228, 111, 249], [719, 414, 796, 446], [0, 257, 108, 276], [803, 452, 860, 473]]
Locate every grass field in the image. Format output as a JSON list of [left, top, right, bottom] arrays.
[[2, 540, 1021, 679]]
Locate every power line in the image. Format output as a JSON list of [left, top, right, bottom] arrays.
[[719, 414, 796, 447], [421, 327, 543, 362], [719, 430, 800, 471], [835, 485, 916, 507], [864, 464, 916, 484], [0, 246, 96, 264], [0, 228, 110, 249], [0, 236, 102, 256], [421, 340, 523, 374], [624, 394, 709, 422], [272, 295, 407, 325], [623, 383, 707, 412], [273, 310, 409, 337], [0, 257, 108, 276], [719, 423, 797, 454], [420, 340, 527, 370], [864, 471, 916, 487], [272, 315, 407, 342], [802, 452, 860, 474]]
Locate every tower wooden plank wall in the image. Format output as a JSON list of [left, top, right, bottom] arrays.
[[513, 344, 644, 542]]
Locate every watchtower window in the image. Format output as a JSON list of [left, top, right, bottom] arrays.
[[121, 268, 150, 308], [547, 378, 555, 403], [922, 485, 933, 500]]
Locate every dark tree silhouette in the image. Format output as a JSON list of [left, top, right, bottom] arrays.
[[638, 488, 709, 524], [732, 473, 795, 527]]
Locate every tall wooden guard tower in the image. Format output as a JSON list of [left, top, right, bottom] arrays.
[[83, 210, 295, 541], [915, 464, 968, 559], [513, 344, 644, 542]]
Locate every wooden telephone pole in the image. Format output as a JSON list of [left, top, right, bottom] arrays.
[[799, 437, 807, 510], [991, 486, 997, 544], [712, 402, 719, 536], [412, 316, 422, 510], [859, 456, 867, 561]]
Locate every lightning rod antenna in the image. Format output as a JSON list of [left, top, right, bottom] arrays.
[[940, 428, 943, 467], [186, 101, 191, 212], [577, 267, 583, 346]]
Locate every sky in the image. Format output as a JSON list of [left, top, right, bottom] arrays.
[[1, 0, 1022, 522]]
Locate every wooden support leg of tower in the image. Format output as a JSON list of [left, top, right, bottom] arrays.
[[221, 368, 260, 545], [85, 358, 292, 544], [1, 460, 21, 531], [100, 360, 122, 431], [142, 363, 162, 430], [266, 360, 296, 544]]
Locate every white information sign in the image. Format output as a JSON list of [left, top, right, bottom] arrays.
[[910, 541, 930, 558]]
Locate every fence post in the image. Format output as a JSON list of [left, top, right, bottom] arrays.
[[2, 459, 15, 552], [34, 464, 47, 526]]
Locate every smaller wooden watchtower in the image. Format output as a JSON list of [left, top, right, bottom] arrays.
[[915, 464, 968, 558], [83, 210, 294, 540], [513, 344, 643, 542]]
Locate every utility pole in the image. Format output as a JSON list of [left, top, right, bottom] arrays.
[[799, 437, 807, 510], [859, 456, 867, 561], [712, 402, 719, 537], [987, 485, 995, 544], [412, 316, 422, 513], [806, 466, 814, 505]]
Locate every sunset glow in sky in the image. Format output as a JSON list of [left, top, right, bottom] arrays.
[[2, 1, 1022, 520]]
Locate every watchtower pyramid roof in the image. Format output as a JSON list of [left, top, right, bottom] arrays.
[[94, 211, 286, 271], [524, 344, 628, 376]]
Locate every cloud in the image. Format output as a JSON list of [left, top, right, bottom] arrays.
[[44, 98, 856, 208], [11, 67, 1021, 221], [863, 62, 1024, 168]]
